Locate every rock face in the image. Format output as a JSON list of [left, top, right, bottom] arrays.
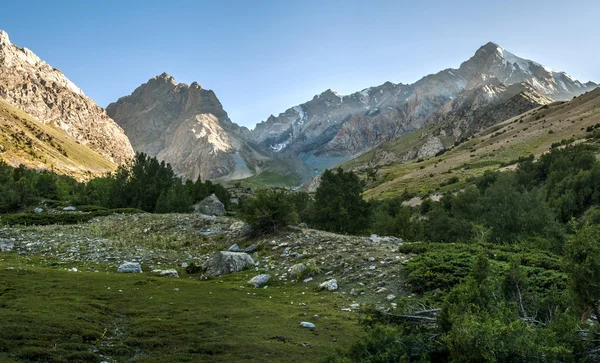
[[107, 73, 308, 182], [194, 194, 226, 216], [202, 251, 254, 276], [249, 42, 596, 172], [0, 30, 134, 164]]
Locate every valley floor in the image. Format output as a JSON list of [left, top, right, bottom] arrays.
[[0, 213, 410, 362]]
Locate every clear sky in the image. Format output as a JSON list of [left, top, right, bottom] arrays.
[[2, 0, 599, 128]]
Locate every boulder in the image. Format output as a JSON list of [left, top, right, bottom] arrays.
[[202, 251, 254, 276], [248, 274, 270, 287], [194, 194, 226, 216], [230, 221, 252, 237], [289, 263, 307, 279], [117, 262, 142, 273], [319, 279, 338, 291], [151, 269, 179, 278]]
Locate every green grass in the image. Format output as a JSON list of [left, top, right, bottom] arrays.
[[0, 253, 362, 362], [235, 171, 304, 188], [0, 99, 116, 180]]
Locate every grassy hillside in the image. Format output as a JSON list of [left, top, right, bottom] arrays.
[[352, 88, 600, 199], [0, 98, 116, 180]]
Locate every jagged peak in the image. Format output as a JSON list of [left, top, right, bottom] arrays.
[[152, 72, 177, 85], [0, 29, 10, 45], [478, 41, 503, 55]]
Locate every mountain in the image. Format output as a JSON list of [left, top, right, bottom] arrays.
[[0, 97, 116, 179], [249, 42, 597, 172], [0, 30, 134, 165], [107, 73, 308, 182], [347, 87, 600, 199]]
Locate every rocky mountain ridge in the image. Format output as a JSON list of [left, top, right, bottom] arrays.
[[249, 42, 597, 172], [107, 73, 308, 182], [0, 30, 134, 164]]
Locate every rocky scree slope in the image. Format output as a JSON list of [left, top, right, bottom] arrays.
[[107, 73, 308, 182], [250, 42, 596, 172], [0, 30, 134, 165], [0, 212, 411, 308]]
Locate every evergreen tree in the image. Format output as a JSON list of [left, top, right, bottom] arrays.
[[314, 168, 371, 234]]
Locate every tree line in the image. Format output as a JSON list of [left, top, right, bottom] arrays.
[[0, 153, 230, 214]]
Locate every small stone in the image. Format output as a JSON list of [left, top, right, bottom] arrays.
[[299, 322, 315, 329], [368, 257, 375, 262], [319, 279, 338, 291], [173, 288, 179, 292], [152, 269, 179, 278], [369, 265, 376, 270], [228, 244, 241, 252], [181, 262, 188, 268], [244, 244, 258, 254], [248, 274, 270, 288], [200, 274, 208, 281], [289, 263, 307, 279], [63, 206, 77, 211], [386, 294, 396, 301], [34, 207, 43, 213], [5, 267, 14, 270], [303, 277, 313, 283], [117, 262, 142, 273], [68, 267, 78, 272]]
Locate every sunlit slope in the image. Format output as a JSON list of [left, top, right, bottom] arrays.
[[354, 88, 600, 199], [0, 98, 117, 179]]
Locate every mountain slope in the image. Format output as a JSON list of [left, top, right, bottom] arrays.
[[0, 98, 116, 179], [0, 30, 134, 164], [352, 87, 600, 199], [107, 73, 308, 182], [250, 42, 596, 173]]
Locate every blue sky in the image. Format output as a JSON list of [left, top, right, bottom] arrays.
[[2, 0, 599, 128]]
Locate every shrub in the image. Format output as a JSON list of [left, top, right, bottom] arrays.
[[242, 189, 298, 235]]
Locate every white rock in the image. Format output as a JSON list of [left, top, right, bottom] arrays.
[[299, 322, 315, 329], [117, 262, 142, 273], [319, 279, 338, 291], [248, 274, 270, 288]]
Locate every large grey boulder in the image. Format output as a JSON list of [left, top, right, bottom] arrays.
[[194, 194, 226, 216], [117, 262, 142, 273], [202, 251, 254, 276]]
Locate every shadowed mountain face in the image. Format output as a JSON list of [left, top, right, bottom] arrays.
[[249, 42, 596, 172], [0, 30, 134, 165], [107, 73, 308, 182]]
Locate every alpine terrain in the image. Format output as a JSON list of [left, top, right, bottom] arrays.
[[250, 42, 597, 173], [107, 73, 309, 182], [0, 30, 134, 172]]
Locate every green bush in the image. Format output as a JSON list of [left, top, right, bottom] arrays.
[[241, 189, 298, 235]]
